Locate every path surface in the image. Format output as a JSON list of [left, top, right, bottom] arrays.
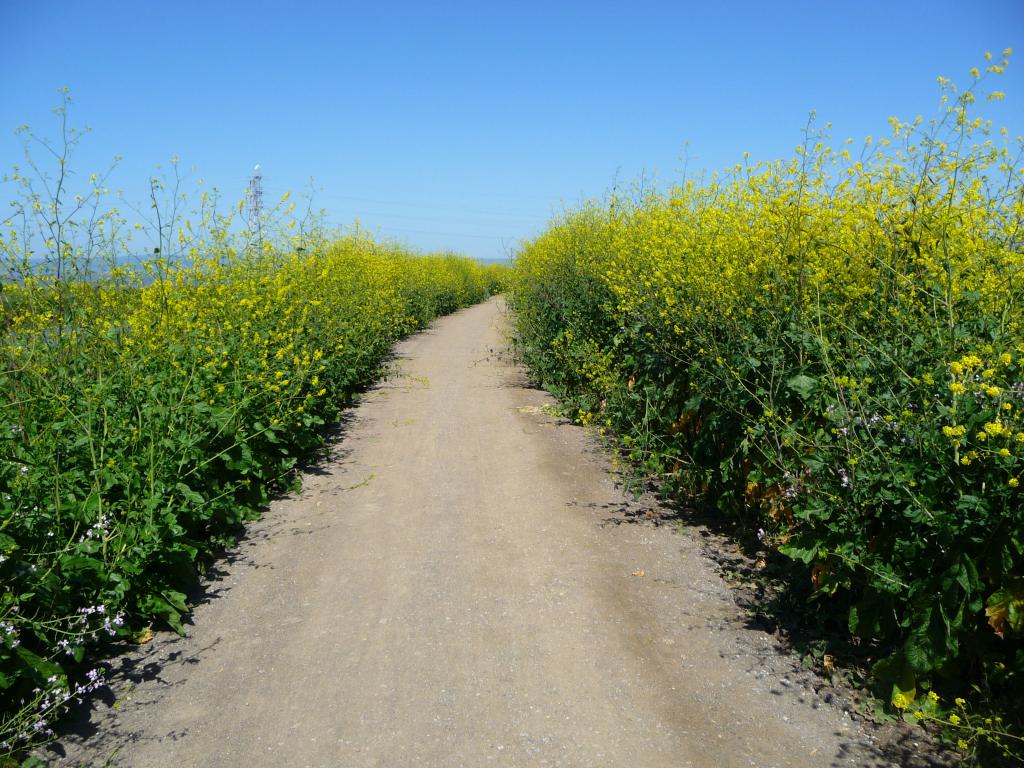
[[47, 298, 891, 767]]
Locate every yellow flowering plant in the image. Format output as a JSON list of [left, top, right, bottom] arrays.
[[512, 54, 1022, 757], [0, 98, 505, 757]]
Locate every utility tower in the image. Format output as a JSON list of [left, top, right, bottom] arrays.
[[247, 164, 264, 247]]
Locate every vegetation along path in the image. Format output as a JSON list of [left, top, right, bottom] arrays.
[[48, 297, 896, 767]]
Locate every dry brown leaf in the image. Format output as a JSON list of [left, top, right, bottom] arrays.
[[134, 627, 155, 645], [986, 603, 1008, 639], [632, 569, 646, 577], [811, 561, 829, 591]]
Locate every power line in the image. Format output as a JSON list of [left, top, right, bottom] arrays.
[[260, 186, 552, 222]]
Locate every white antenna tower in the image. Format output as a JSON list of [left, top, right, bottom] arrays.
[[247, 164, 264, 246]]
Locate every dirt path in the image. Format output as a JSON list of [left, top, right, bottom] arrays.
[[46, 297, 895, 767]]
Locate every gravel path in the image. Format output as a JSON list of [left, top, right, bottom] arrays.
[[44, 297, 895, 767]]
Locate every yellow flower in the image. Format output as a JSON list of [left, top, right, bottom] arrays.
[[949, 714, 961, 726], [949, 382, 966, 395], [960, 355, 983, 369], [1010, 478, 1020, 488]]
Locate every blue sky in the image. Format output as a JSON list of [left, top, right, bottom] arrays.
[[3, 0, 1023, 261]]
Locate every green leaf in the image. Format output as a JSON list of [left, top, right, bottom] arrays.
[[904, 630, 934, 672], [786, 374, 817, 400], [15, 646, 63, 682], [139, 593, 186, 635], [163, 589, 188, 612], [778, 543, 819, 564], [175, 482, 205, 506], [58, 554, 105, 577]]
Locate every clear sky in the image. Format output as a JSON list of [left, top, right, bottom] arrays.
[[3, 0, 1023, 261]]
